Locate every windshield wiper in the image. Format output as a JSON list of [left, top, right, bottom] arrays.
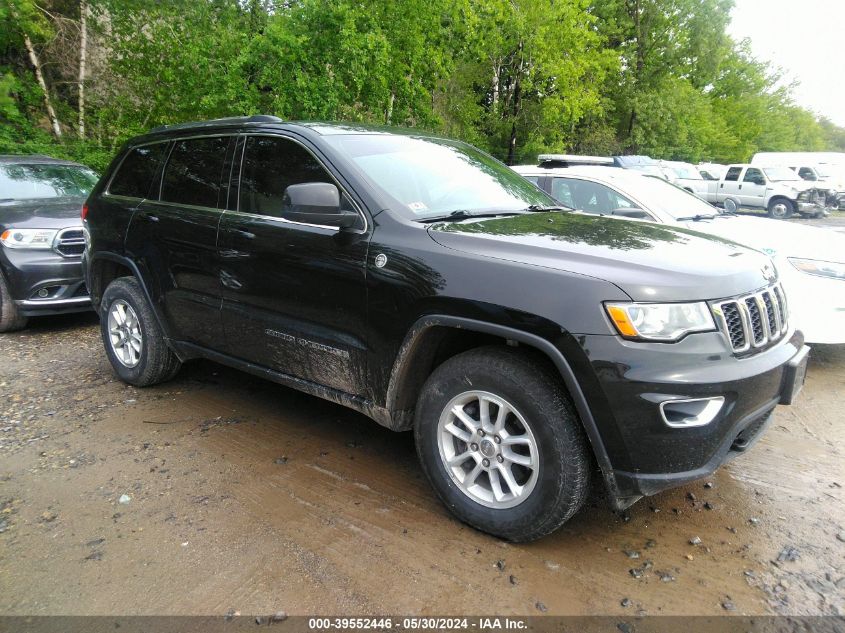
[[525, 204, 573, 212], [675, 213, 717, 222], [419, 209, 526, 223]]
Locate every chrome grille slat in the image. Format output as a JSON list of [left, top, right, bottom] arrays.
[[713, 283, 788, 355], [54, 228, 85, 258]]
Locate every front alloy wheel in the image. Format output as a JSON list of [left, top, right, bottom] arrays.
[[414, 346, 591, 542], [438, 390, 538, 509]]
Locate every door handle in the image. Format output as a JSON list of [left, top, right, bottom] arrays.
[[147, 215, 160, 222], [231, 229, 255, 239], [738, 185, 742, 190]]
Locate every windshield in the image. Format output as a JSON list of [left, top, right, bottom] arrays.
[[624, 175, 721, 220], [816, 165, 845, 179], [671, 164, 703, 180], [322, 134, 554, 219], [0, 163, 98, 201], [762, 166, 801, 182]]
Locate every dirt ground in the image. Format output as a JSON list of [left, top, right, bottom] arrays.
[[1, 314, 842, 618]]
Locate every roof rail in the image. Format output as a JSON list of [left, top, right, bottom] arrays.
[[537, 154, 615, 168], [149, 114, 283, 134]]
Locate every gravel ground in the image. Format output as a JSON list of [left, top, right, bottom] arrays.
[[1, 299, 843, 616]]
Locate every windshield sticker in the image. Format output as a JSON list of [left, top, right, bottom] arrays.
[[408, 201, 429, 214]]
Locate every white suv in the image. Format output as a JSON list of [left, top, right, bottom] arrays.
[[513, 164, 845, 344]]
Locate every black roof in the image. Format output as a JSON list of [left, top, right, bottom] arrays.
[[136, 115, 446, 143], [0, 155, 87, 167]]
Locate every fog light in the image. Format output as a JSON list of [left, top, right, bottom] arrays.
[[659, 397, 725, 428], [38, 288, 49, 298]]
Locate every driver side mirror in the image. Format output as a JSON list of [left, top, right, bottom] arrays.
[[281, 182, 359, 229]]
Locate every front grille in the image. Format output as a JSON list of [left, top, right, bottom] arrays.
[[744, 297, 765, 345], [722, 302, 746, 349], [54, 228, 85, 258], [713, 283, 787, 354]]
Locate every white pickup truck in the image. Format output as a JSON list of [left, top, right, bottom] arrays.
[[701, 163, 831, 218]]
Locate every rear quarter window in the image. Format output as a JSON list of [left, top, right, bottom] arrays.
[[108, 143, 168, 198]]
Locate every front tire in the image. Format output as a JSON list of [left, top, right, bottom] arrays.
[[767, 198, 795, 219], [414, 346, 591, 542], [99, 277, 181, 386], [0, 273, 28, 333]]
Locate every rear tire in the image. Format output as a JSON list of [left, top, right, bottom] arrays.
[[723, 198, 739, 214], [767, 198, 795, 219], [99, 277, 181, 386], [0, 273, 28, 333], [414, 346, 591, 542]]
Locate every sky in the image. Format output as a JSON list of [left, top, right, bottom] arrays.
[[728, 0, 845, 126]]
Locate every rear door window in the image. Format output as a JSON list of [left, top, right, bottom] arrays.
[[108, 143, 168, 199], [724, 167, 742, 181], [160, 137, 230, 208]]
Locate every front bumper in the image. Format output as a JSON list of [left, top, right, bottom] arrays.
[[780, 266, 845, 345], [1, 248, 92, 316], [576, 329, 806, 507]]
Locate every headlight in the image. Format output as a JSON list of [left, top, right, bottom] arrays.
[[789, 258, 845, 281], [0, 228, 59, 250], [605, 302, 716, 341]]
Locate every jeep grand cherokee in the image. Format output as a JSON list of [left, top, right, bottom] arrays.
[[82, 116, 809, 541]]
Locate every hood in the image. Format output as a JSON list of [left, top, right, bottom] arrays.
[[775, 180, 820, 193], [0, 197, 85, 231], [680, 215, 845, 263], [428, 212, 777, 302]]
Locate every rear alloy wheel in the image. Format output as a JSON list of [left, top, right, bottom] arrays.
[[767, 198, 795, 219], [107, 299, 143, 368], [100, 277, 181, 386], [414, 346, 591, 542], [723, 198, 738, 214]]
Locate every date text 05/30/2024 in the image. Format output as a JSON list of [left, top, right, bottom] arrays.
[[308, 617, 529, 630]]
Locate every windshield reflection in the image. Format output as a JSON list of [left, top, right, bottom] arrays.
[[324, 134, 554, 219], [1, 163, 98, 200]]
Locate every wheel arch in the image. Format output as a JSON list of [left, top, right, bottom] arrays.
[[88, 252, 178, 350], [385, 315, 618, 498]]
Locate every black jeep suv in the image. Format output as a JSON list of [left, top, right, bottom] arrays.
[[1, 155, 96, 331], [83, 116, 808, 541]]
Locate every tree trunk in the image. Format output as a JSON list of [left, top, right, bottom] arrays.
[[506, 42, 524, 165], [491, 61, 500, 108], [23, 33, 62, 139], [78, 0, 88, 139], [385, 90, 395, 125]]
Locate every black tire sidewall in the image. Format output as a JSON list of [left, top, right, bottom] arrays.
[[0, 271, 27, 332], [768, 198, 794, 219], [414, 348, 589, 541]]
